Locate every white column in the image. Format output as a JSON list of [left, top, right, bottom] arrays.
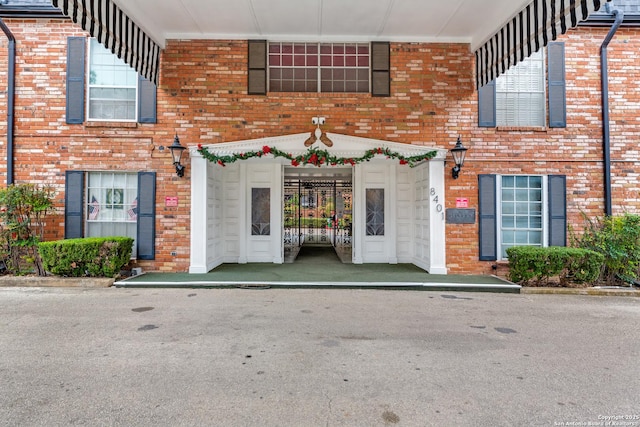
[[189, 152, 210, 273], [428, 158, 447, 274], [238, 163, 248, 264], [271, 163, 283, 263], [388, 163, 398, 264], [352, 164, 363, 264]]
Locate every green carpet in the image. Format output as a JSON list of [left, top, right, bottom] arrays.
[[122, 245, 509, 285]]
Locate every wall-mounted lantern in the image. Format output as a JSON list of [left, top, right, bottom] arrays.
[[450, 136, 468, 179], [169, 134, 186, 177]]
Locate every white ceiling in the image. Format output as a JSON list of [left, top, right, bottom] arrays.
[[113, 0, 532, 51]]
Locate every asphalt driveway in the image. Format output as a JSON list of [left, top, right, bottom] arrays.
[[0, 287, 638, 426]]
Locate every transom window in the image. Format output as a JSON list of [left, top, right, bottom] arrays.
[[88, 38, 138, 121], [496, 49, 546, 127], [268, 42, 370, 93], [499, 175, 545, 258]]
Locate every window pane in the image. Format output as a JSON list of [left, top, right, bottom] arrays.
[[503, 230, 514, 244], [366, 189, 384, 236], [516, 176, 529, 188], [529, 231, 542, 244], [515, 202, 529, 214], [502, 189, 514, 201], [252, 188, 270, 236], [530, 176, 542, 187], [502, 216, 515, 228], [530, 216, 542, 228], [502, 202, 515, 215], [515, 231, 529, 244]]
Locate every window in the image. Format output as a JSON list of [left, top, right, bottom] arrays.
[[88, 39, 138, 121], [64, 171, 156, 260], [66, 37, 157, 124], [478, 174, 566, 261], [251, 188, 271, 236], [498, 176, 544, 258], [496, 50, 546, 127], [478, 42, 565, 128], [366, 189, 384, 236], [86, 172, 139, 256], [268, 42, 370, 93]]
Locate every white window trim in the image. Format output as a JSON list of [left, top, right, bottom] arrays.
[[496, 174, 549, 260], [86, 38, 139, 122], [495, 49, 547, 128]]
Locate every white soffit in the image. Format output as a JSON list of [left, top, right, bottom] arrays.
[[113, 0, 532, 50]]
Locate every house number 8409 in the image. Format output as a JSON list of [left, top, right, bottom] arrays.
[[431, 187, 444, 220]]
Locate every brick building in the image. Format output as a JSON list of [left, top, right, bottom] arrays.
[[0, 0, 638, 275]]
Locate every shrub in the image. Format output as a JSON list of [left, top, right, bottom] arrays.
[[38, 237, 133, 278], [506, 246, 604, 287], [0, 184, 55, 275], [571, 213, 640, 285]]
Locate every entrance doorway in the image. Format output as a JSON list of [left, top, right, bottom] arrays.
[[283, 167, 352, 263]]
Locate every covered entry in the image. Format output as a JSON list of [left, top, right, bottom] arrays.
[[189, 133, 448, 274], [284, 167, 353, 263]]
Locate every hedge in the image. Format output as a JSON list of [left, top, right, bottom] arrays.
[[38, 237, 133, 278], [506, 246, 604, 287]]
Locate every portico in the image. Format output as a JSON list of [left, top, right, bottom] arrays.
[[189, 133, 447, 274]]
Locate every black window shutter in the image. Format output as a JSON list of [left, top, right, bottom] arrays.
[[548, 175, 567, 246], [478, 79, 496, 127], [64, 170, 84, 239], [136, 172, 156, 260], [548, 42, 566, 128], [66, 37, 86, 124], [371, 41, 390, 97], [478, 174, 498, 261], [138, 74, 157, 123], [248, 40, 267, 95]]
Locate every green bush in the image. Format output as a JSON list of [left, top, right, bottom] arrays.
[[571, 213, 640, 285], [38, 237, 133, 278], [506, 246, 604, 287], [0, 184, 55, 275]]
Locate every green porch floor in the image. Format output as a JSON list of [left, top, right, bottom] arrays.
[[117, 245, 517, 292]]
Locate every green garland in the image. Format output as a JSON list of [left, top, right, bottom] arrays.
[[197, 144, 437, 168]]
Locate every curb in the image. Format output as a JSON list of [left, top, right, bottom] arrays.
[[520, 287, 640, 297], [0, 276, 114, 288]]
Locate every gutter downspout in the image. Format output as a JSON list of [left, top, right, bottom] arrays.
[[0, 17, 15, 186], [601, 7, 624, 217]]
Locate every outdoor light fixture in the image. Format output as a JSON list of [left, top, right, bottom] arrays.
[[450, 136, 468, 179], [169, 134, 186, 177]]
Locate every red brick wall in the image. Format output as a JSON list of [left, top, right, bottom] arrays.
[[0, 18, 638, 274]]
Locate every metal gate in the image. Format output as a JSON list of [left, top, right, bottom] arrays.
[[284, 179, 352, 259]]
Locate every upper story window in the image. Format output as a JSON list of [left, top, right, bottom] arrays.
[[495, 49, 546, 127], [268, 42, 370, 93], [88, 38, 138, 121], [478, 42, 565, 129], [66, 37, 156, 125]]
